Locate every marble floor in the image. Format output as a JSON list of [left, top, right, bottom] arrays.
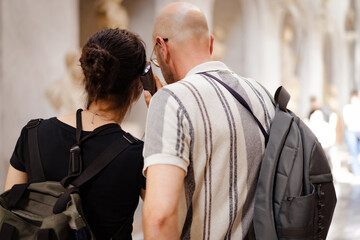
[[327, 144, 360, 240]]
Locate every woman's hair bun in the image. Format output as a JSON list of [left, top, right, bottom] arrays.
[[80, 43, 115, 84], [80, 28, 146, 112]]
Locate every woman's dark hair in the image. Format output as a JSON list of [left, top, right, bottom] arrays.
[[80, 28, 146, 115]]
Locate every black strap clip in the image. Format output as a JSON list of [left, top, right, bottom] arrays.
[[70, 145, 82, 175]]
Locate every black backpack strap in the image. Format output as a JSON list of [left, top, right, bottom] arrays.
[[68, 109, 84, 176], [200, 72, 269, 143], [52, 186, 80, 214], [75, 109, 83, 144], [0, 223, 16, 239], [26, 118, 45, 182], [6, 183, 30, 209], [72, 134, 135, 187], [68, 109, 120, 176], [55, 134, 135, 214], [0, 224, 55, 240]]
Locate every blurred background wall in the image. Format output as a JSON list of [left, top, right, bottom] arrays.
[[0, 0, 79, 189], [0, 0, 360, 238]]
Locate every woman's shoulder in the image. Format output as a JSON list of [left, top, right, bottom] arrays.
[[36, 117, 76, 134], [19, 117, 58, 134]]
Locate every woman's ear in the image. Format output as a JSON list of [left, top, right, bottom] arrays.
[[210, 34, 214, 55]]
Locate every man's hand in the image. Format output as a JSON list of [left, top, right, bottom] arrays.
[[142, 164, 185, 240], [144, 75, 166, 107]]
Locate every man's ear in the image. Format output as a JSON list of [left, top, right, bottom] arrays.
[[156, 36, 170, 63], [210, 34, 214, 55]]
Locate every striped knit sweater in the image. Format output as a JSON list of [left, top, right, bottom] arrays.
[[143, 61, 275, 240]]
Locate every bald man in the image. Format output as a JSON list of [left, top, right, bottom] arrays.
[[142, 2, 275, 239]]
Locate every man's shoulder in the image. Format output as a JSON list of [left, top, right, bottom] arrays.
[[154, 76, 201, 97]]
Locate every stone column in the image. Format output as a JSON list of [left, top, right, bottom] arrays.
[[0, 0, 79, 190], [298, 28, 325, 117], [256, 0, 282, 93], [355, 1, 360, 91], [327, 0, 351, 113]]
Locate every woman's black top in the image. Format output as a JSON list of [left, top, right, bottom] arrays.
[[10, 117, 145, 239]]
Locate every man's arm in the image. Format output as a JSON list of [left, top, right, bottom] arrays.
[[142, 164, 186, 240]]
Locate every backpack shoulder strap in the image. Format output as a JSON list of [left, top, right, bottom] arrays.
[[68, 109, 120, 176], [73, 133, 136, 187], [68, 109, 84, 176], [253, 106, 294, 240], [54, 133, 136, 214], [253, 88, 293, 240], [26, 118, 45, 182], [61, 132, 136, 188], [199, 72, 269, 143]]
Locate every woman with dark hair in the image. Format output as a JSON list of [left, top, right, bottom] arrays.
[[4, 28, 147, 239]]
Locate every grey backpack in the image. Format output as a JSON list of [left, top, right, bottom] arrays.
[[202, 73, 337, 240], [253, 87, 336, 240]]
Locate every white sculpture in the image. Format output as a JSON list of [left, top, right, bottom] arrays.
[[95, 0, 129, 29], [46, 49, 86, 115]]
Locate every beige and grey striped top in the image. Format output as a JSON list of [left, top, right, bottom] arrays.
[[143, 61, 275, 240]]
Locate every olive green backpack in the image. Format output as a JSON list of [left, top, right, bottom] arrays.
[[0, 109, 136, 239]]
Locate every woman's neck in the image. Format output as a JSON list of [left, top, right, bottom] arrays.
[[57, 101, 126, 131], [86, 101, 125, 125]]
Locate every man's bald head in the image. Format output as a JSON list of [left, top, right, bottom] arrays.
[[153, 2, 210, 44], [152, 2, 213, 82]]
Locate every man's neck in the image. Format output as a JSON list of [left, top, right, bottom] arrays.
[[175, 55, 212, 81]]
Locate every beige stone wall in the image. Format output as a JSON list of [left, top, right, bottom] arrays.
[[0, 0, 79, 190]]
